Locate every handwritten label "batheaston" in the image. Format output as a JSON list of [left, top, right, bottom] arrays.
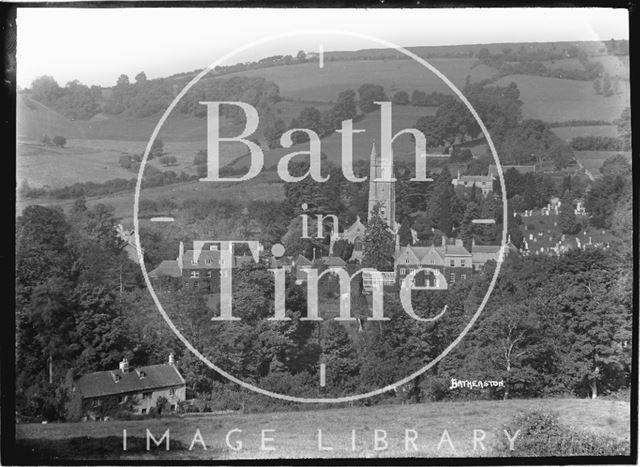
[[449, 378, 504, 390]]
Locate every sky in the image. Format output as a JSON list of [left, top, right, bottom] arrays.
[[16, 7, 629, 88]]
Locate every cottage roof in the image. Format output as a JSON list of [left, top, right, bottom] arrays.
[[293, 255, 312, 266], [319, 256, 347, 267], [458, 175, 493, 183], [76, 364, 185, 399]]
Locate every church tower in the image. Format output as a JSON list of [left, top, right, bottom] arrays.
[[367, 142, 396, 231]]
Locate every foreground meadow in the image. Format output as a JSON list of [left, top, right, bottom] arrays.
[[16, 398, 630, 461]]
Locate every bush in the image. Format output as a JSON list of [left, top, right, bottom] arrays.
[[52, 135, 67, 148], [159, 155, 177, 166], [392, 90, 409, 105], [493, 410, 630, 457], [119, 155, 132, 169]]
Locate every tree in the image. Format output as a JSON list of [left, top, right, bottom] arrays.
[[149, 138, 164, 159], [600, 154, 631, 177], [458, 201, 481, 250], [397, 217, 413, 247], [119, 156, 135, 172], [116, 74, 130, 87], [193, 150, 207, 166], [159, 155, 177, 166], [411, 90, 428, 106], [320, 321, 359, 391], [558, 192, 579, 234], [296, 50, 307, 62], [602, 73, 613, 97], [477, 48, 490, 59], [362, 203, 395, 271], [289, 107, 322, 143], [593, 78, 602, 95], [357, 84, 387, 113], [614, 107, 631, 150], [392, 90, 409, 105], [40, 134, 52, 146], [334, 89, 357, 119], [52, 136, 67, 148], [30, 75, 62, 103], [585, 175, 628, 228], [263, 117, 286, 149], [135, 71, 147, 84]]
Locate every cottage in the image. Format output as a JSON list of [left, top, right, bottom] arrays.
[[70, 354, 186, 419], [451, 171, 494, 196]]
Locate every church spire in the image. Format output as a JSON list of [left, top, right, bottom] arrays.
[[367, 140, 396, 231]]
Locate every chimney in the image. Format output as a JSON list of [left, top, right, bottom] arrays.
[[472, 238, 476, 248], [119, 358, 129, 373], [168, 353, 175, 366], [178, 241, 184, 265], [441, 235, 446, 247]]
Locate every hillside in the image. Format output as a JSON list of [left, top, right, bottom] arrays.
[[16, 41, 630, 206], [223, 58, 495, 102]]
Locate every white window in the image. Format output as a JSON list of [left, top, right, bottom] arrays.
[[206, 271, 212, 278], [191, 259, 198, 265], [450, 273, 456, 283], [430, 259, 434, 265], [461, 274, 467, 280], [406, 259, 410, 263], [205, 259, 212, 265], [190, 271, 199, 278], [143, 392, 152, 399], [461, 260, 466, 267], [169, 388, 176, 396], [450, 259, 455, 267]]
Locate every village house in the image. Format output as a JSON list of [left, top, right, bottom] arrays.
[[395, 237, 473, 286], [451, 170, 494, 196], [149, 240, 259, 292], [70, 354, 186, 419]]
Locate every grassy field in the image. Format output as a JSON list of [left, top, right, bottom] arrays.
[[18, 171, 284, 223], [223, 58, 496, 102], [495, 74, 630, 122], [574, 150, 633, 178], [15, 398, 630, 460], [229, 104, 442, 171], [550, 125, 618, 141]]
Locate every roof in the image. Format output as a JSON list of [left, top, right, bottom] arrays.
[[443, 244, 472, 256], [319, 256, 347, 267], [182, 250, 224, 269], [458, 175, 493, 183], [149, 260, 182, 278], [396, 242, 472, 262], [472, 245, 501, 254], [75, 364, 185, 399], [293, 255, 312, 266], [180, 250, 254, 270]]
